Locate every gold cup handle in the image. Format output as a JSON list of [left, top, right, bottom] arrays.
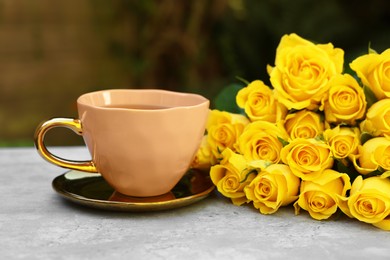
[[34, 118, 98, 173]]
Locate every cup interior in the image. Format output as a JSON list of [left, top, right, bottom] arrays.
[[77, 89, 208, 110]]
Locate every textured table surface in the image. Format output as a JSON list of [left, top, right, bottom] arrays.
[[1, 147, 390, 260]]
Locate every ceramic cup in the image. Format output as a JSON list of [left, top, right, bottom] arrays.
[[34, 89, 209, 197]]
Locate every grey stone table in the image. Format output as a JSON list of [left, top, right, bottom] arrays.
[[1, 147, 390, 260]]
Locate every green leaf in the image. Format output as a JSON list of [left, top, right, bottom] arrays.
[[315, 134, 325, 142], [368, 42, 378, 54], [277, 137, 289, 147], [240, 169, 257, 183], [360, 132, 373, 145], [363, 85, 378, 108], [214, 83, 245, 114], [364, 169, 383, 178], [235, 76, 250, 85], [334, 159, 360, 182]]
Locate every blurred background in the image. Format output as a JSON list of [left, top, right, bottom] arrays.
[[1, 0, 389, 146]]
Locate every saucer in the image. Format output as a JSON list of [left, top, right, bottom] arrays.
[[52, 169, 215, 212]]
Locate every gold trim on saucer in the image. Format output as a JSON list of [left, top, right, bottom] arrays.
[[52, 169, 215, 212]]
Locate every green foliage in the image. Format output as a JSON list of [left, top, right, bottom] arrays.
[[363, 84, 379, 109], [213, 83, 245, 114], [368, 42, 378, 54], [240, 169, 257, 183], [334, 159, 360, 183], [360, 132, 373, 145], [277, 137, 289, 147]]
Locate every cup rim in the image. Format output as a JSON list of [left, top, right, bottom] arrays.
[[77, 88, 209, 111]]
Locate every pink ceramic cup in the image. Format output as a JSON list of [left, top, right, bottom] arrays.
[[34, 89, 210, 197]]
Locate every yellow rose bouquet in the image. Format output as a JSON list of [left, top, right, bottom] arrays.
[[192, 33, 390, 231]]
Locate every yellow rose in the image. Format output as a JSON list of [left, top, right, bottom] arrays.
[[191, 135, 213, 169], [360, 98, 390, 138], [238, 121, 289, 164], [323, 126, 360, 159], [236, 80, 287, 123], [206, 110, 249, 161], [338, 174, 390, 231], [294, 169, 351, 220], [245, 164, 300, 214], [209, 148, 254, 206], [321, 74, 367, 125], [284, 110, 324, 140], [351, 137, 390, 175], [281, 138, 334, 180], [206, 109, 249, 129], [268, 33, 344, 110], [350, 49, 390, 100]]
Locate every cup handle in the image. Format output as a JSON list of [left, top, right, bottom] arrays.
[[34, 118, 98, 173]]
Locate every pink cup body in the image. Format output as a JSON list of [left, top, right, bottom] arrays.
[[77, 89, 209, 197]]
